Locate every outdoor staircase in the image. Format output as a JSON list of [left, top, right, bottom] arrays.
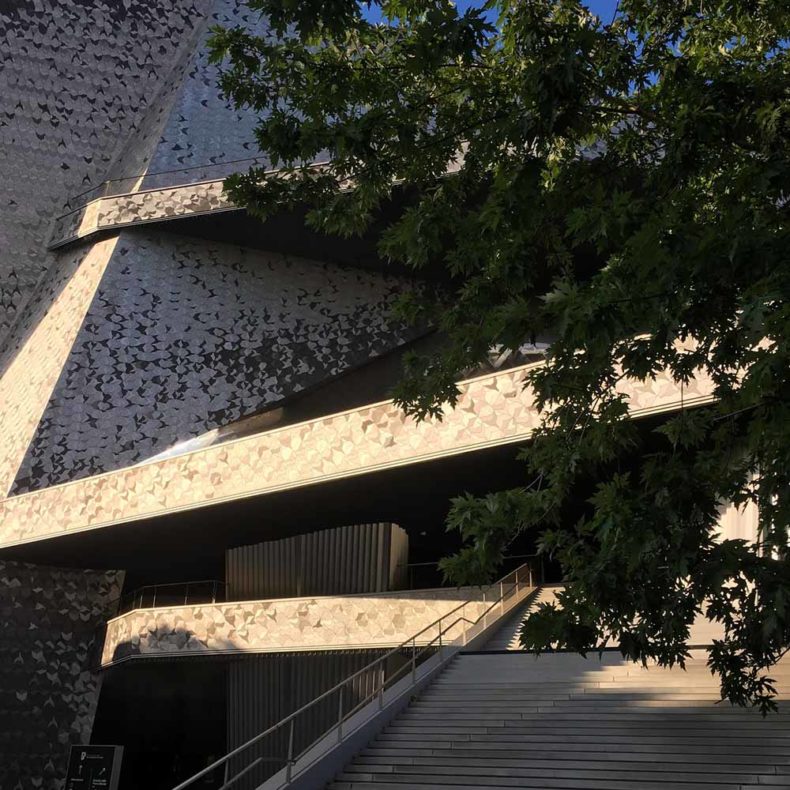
[[328, 585, 790, 790], [484, 585, 561, 651]]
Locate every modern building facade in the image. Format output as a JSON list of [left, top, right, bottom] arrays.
[[0, 3, 763, 790]]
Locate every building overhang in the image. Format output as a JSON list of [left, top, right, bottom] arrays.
[[0, 361, 714, 553], [49, 178, 237, 249]]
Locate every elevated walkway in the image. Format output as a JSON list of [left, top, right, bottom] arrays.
[[100, 584, 499, 666]]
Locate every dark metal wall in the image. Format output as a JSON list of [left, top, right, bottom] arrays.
[[226, 650, 409, 788], [0, 560, 122, 790], [91, 658, 227, 790], [225, 523, 409, 600]]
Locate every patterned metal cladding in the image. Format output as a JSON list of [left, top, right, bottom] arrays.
[[10, 231, 419, 494], [0, 560, 123, 790], [0, 363, 715, 549], [0, 239, 119, 498], [48, 0, 274, 249], [0, 0, 205, 340], [101, 586, 490, 665], [125, 0, 269, 191], [2, 0, 422, 502], [226, 523, 409, 600]]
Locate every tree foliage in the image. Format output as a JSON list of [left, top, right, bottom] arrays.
[[209, 0, 790, 711]]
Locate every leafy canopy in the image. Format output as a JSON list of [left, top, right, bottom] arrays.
[[209, 0, 790, 711]]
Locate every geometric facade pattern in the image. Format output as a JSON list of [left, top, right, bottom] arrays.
[[1, 0, 425, 503], [10, 232, 418, 493], [101, 0, 267, 194], [101, 586, 495, 665], [0, 0, 203, 338], [0, 362, 714, 549], [50, 179, 234, 248], [0, 560, 123, 790], [0, 3, 723, 789], [0, 239, 118, 497]]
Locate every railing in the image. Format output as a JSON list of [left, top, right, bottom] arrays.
[[62, 156, 271, 211], [398, 552, 543, 591], [110, 554, 540, 617], [62, 153, 332, 212], [114, 579, 226, 615], [171, 562, 535, 790]]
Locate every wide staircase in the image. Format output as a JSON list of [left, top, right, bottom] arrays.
[[329, 586, 790, 790]]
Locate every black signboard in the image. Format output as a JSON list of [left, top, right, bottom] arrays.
[[65, 745, 123, 790]]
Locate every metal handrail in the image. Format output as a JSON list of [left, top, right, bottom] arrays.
[[397, 552, 543, 590], [112, 554, 540, 617], [112, 579, 226, 614], [62, 155, 335, 212], [62, 155, 271, 210], [171, 562, 535, 790]]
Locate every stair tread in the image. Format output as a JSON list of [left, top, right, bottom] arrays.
[[326, 589, 790, 790], [357, 754, 786, 773]]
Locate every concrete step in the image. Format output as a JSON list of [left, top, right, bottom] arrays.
[[422, 690, 731, 699], [342, 762, 780, 784], [385, 717, 790, 732], [403, 708, 788, 719], [431, 676, 753, 686], [381, 727, 790, 745], [369, 740, 790, 763], [357, 752, 790, 774], [416, 699, 785, 710], [330, 774, 750, 789], [395, 708, 790, 723]]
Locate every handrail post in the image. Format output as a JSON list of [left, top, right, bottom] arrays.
[[378, 662, 385, 710], [411, 638, 416, 683], [337, 688, 344, 743], [461, 603, 467, 646], [184, 582, 189, 606], [500, 582, 504, 615], [285, 718, 294, 781]]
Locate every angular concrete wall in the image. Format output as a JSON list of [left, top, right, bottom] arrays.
[[0, 363, 716, 549], [0, 239, 118, 497]]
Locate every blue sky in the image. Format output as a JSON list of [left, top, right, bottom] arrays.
[[363, 1, 621, 26], [448, 0, 620, 21]]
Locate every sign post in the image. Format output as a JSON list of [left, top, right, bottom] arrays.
[[65, 745, 123, 790]]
